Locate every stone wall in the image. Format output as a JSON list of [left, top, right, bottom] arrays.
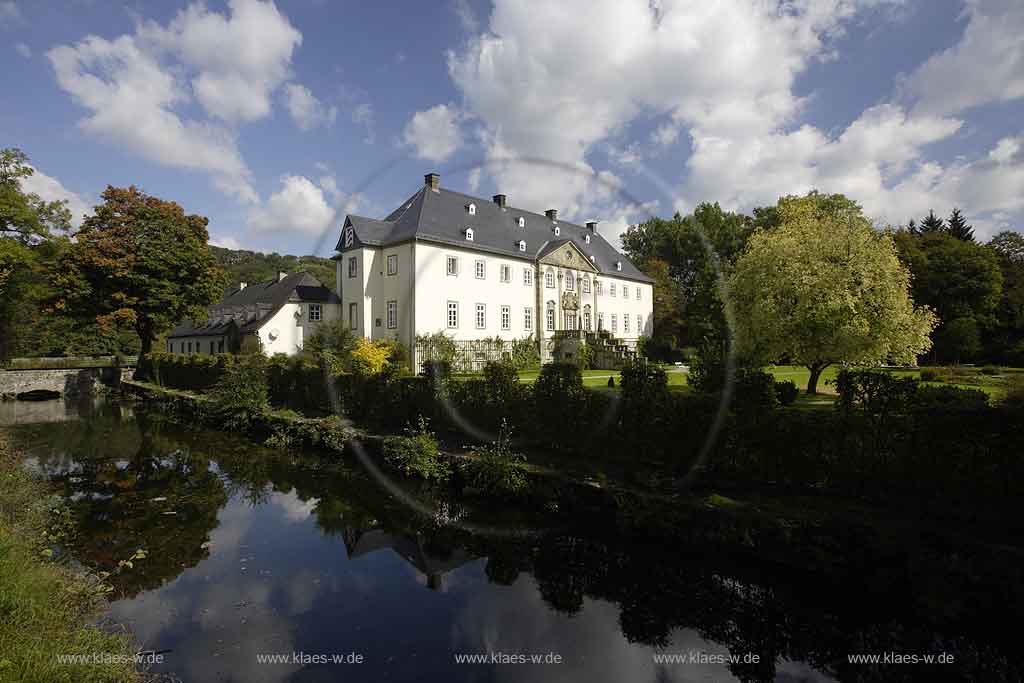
[[0, 367, 130, 399]]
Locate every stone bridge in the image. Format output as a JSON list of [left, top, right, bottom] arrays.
[[0, 356, 137, 399]]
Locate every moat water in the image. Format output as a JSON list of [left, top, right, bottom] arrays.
[[4, 398, 1019, 682]]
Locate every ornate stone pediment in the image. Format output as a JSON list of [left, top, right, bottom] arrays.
[[561, 291, 579, 310], [538, 240, 598, 272]]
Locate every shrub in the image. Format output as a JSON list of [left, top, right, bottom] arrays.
[[510, 336, 540, 370], [207, 353, 268, 428], [415, 331, 457, 366], [576, 343, 594, 370], [688, 339, 727, 393], [382, 417, 450, 482], [461, 421, 528, 496], [137, 351, 232, 391], [833, 369, 918, 416], [774, 380, 799, 406], [980, 365, 1001, 376], [732, 368, 779, 414], [534, 363, 585, 403], [914, 384, 989, 410], [620, 361, 668, 403], [607, 376, 615, 388], [420, 360, 451, 383], [349, 338, 392, 376], [919, 367, 945, 382], [483, 360, 519, 403], [303, 319, 357, 373]]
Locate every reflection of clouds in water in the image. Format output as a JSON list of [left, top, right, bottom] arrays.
[[449, 572, 834, 683], [109, 497, 306, 682], [270, 488, 319, 522]]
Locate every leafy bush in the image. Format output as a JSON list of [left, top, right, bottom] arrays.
[[688, 339, 727, 393], [483, 360, 519, 403], [207, 353, 268, 428], [607, 376, 615, 388], [576, 343, 594, 370], [461, 422, 528, 496], [732, 368, 779, 414], [415, 331, 457, 366], [137, 351, 232, 391], [382, 417, 450, 482], [420, 360, 451, 383], [980, 365, 1001, 375], [833, 369, 918, 416], [620, 361, 668, 403], [919, 367, 946, 382], [510, 336, 540, 370], [774, 380, 799, 405], [349, 338, 392, 375], [303, 319, 357, 373], [914, 384, 989, 410]]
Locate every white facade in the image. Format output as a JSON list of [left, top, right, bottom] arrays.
[[335, 238, 653, 365]]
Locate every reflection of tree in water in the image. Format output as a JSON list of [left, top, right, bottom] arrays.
[[52, 424, 227, 599]]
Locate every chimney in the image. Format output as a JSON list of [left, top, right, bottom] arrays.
[[239, 281, 247, 291], [492, 193, 507, 208], [277, 271, 287, 282], [586, 221, 598, 233], [545, 209, 558, 221], [424, 172, 440, 191]]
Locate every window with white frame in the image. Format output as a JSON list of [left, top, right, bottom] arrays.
[[308, 304, 322, 322], [582, 276, 590, 293], [565, 311, 576, 330], [518, 239, 526, 252], [523, 268, 533, 286], [596, 280, 603, 295], [387, 254, 397, 276], [598, 312, 605, 330], [349, 303, 358, 329], [348, 256, 357, 278], [446, 255, 458, 276], [553, 225, 560, 236], [623, 285, 629, 299], [545, 270, 555, 288], [475, 303, 486, 329], [387, 300, 397, 329], [465, 227, 474, 241], [475, 260, 486, 279], [611, 314, 618, 333], [501, 305, 510, 330], [524, 307, 533, 331], [624, 314, 630, 333], [546, 303, 555, 331], [517, 216, 525, 227], [584, 234, 591, 243], [447, 301, 459, 328], [500, 264, 512, 283], [583, 306, 592, 331], [637, 314, 643, 332], [565, 272, 574, 291], [636, 287, 641, 301], [610, 282, 617, 297], [468, 203, 476, 215]]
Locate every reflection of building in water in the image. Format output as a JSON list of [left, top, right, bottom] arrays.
[[342, 528, 475, 591]]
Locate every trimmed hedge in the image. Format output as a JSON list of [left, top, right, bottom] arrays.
[[136, 352, 233, 391]]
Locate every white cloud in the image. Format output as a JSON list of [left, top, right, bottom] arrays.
[[467, 167, 482, 191], [989, 136, 1021, 164], [138, 0, 302, 123], [452, 0, 479, 33], [208, 235, 242, 250], [48, 34, 258, 203], [284, 83, 337, 130], [439, 0, 1021, 243], [402, 103, 462, 162], [0, 1, 21, 26], [14, 42, 30, 58], [248, 175, 335, 235], [903, 0, 1024, 116], [351, 102, 375, 143], [20, 166, 92, 227]]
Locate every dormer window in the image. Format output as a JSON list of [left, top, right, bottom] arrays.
[[584, 234, 591, 244], [517, 216, 525, 228], [465, 227, 474, 241], [467, 203, 476, 216], [615, 261, 622, 271], [553, 226, 561, 237], [590, 255, 596, 263], [518, 239, 526, 252]]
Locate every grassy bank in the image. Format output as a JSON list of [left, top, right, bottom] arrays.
[[0, 432, 139, 683]]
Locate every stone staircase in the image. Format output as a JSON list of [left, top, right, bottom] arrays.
[[585, 330, 639, 369]]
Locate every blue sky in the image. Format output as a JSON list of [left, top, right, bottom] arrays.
[[2, 0, 1021, 258]]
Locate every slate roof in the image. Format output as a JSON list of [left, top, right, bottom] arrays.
[[168, 272, 339, 338], [335, 185, 654, 284]]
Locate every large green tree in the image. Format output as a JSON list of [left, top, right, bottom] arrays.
[[729, 192, 936, 393], [947, 208, 974, 242], [621, 203, 753, 359], [53, 186, 225, 355], [987, 231, 1024, 363], [894, 230, 1002, 363]]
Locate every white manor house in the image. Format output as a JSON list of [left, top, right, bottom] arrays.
[[169, 173, 653, 369], [335, 173, 653, 368]]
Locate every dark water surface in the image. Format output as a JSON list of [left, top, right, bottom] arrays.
[[5, 398, 1020, 682]]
